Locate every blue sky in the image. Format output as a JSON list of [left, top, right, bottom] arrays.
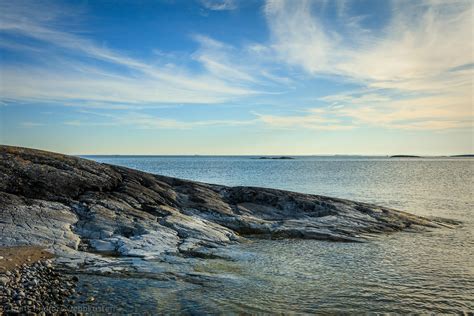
[[0, 0, 472, 155]]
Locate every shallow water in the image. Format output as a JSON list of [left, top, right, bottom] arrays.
[[81, 156, 474, 313]]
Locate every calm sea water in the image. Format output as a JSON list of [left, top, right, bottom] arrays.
[[81, 156, 474, 314]]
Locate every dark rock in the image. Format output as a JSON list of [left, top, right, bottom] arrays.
[[389, 155, 421, 158], [256, 156, 295, 159]]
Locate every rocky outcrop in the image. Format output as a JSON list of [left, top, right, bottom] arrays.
[[0, 145, 454, 272]]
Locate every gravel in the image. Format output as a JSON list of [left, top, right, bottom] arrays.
[[0, 259, 79, 315]]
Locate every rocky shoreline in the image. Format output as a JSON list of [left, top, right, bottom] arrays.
[[0, 257, 78, 315], [0, 145, 458, 313]]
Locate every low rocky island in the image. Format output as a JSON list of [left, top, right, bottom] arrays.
[[450, 154, 474, 158], [0, 145, 457, 313], [389, 155, 421, 158], [256, 156, 294, 159]]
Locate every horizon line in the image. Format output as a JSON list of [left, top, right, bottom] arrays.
[[77, 154, 474, 157]]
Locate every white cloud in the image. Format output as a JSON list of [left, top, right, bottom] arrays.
[[254, 110, 354, 131], [0, 1, 262, 107], [1, 0, 472, 133], [20, 121, 45, 128], [200, 0, 237, 11], [118, 113, 257, 129], [63, 120, 84, 126], [0, 65, 256, 107], [192, 35, 259, 83], [264, 0, 473, 86], [262, 0, 473, 131], [265, 0, 334, 75], [192, 34, 293, 87], [258, 90, 472, 131], [65, 111, 257, 130]]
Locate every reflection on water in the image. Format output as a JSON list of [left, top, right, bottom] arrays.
[[81, 156, 474, 313]]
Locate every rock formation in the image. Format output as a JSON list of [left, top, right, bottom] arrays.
[[0, 145, 454, 273]]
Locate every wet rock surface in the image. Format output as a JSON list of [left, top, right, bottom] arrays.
[[0, 145, 455, 276]]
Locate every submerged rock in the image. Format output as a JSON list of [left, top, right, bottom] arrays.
[[0, 145, 455, 273]]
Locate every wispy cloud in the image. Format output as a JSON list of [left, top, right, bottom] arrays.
[[192, 34, 294, 88], [0, 65, 256, 107], [264, 0, 473, 87], [64, 110, 257, 129], [254, 109, 354, 131], [0, 1, 263, 107], [1, 0, 472, 134], [262, 0, 473, 131], [259, 90, 472, 131], [20, 121, 45, 128], [192, 35, 259, 84], [200, 0, 237, 11]]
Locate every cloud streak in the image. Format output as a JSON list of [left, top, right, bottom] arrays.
[[60, 110, 258, 130], [200, 0, 237, 11], [264, 0, 473, 87], [261, 0, 473, 131], [1, 0, 472, 134], [0, 1, 264, 107], [258, 91, 472, 131]]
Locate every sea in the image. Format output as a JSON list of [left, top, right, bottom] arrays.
[[79, 155, 474, 314]]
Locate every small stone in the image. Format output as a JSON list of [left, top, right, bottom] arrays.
[[86, 296, 95, 302], [0, 276, 9, 285]]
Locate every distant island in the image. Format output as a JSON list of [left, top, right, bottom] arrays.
[[389, 155, 421, 158], [390, 154, 474, 158], [256, 156, 295, 160]]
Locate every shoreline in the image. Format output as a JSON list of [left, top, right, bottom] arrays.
[[0, 246, 53, 273], [0, 246, 79, 314]]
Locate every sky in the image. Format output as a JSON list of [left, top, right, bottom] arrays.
[[0, 0, 472, 155]]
